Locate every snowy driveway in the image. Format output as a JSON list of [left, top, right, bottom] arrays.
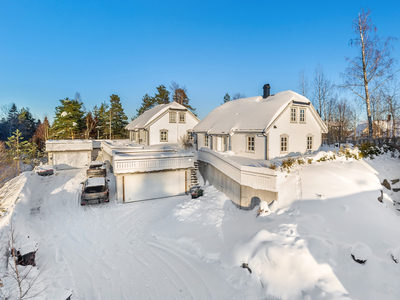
[[12, 169, 226, 300]]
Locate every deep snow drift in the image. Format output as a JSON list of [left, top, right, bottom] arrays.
[[1, 149, 400, 299]]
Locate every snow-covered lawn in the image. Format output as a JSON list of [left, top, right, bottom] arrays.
[[1, 151, 400, 299]]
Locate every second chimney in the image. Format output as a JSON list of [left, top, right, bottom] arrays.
[[263, 84, 271, 98]]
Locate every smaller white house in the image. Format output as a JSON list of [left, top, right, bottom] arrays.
[[126, 101, 200, 146], [194, 85, 328, 160]]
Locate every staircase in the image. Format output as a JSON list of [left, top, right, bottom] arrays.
[[190, 161, 199, 187]]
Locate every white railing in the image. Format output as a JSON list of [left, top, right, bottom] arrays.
[[198, 148, 277, 192], [114, 154, 194, 174]]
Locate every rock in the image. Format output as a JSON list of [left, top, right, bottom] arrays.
[[378, 190, 383, 202], [393, 188, 400, 193], [351, 242, 371, 264], [391, 179, 399, 185], [391, 247, 400, 263], [381, 179, 391, 190]]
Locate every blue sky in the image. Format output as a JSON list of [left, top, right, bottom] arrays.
[[0, 0, 399, 122]]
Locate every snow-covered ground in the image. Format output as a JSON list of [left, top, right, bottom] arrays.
[[1, 148, 400, 299]]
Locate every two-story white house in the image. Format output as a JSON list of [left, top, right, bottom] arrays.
[[126, 101, 200, 146], [194, 85, 327, 160]]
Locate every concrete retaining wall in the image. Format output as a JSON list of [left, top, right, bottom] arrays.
[[199, 161, 278, 210]]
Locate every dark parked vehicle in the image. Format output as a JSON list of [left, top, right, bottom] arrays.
[[81, 177, 109, 205], [36, 165, 54, 176], [190, 186, 204, 199], [86, 161, 106, 178]]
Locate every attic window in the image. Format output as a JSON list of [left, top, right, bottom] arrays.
[[169, 112, 176, 123], [300, 108, 306, 123], [179, 112, 186, 123], [290, 108, 297, 123]]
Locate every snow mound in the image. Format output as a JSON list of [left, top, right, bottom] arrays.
[[351, 242, 372, 264]]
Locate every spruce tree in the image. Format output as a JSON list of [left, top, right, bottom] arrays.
[[5, 129, 29, 175], [51, 98, 85, 139], [109, 94, 128, 139], [18, 107, 37, 141]]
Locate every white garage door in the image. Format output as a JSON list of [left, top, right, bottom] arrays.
[[123, 170, 186, 202], [53, 151, 90, 169]]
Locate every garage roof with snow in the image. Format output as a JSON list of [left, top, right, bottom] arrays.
[[194, 90, 326, 134]]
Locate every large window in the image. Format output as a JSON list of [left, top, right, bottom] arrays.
[[291, 108, 297, 123], [300, 108, 306, 123], [204, 135, 209, 147], [281, 134, 289, 152], [307, 135, 313, 150], [247, 136, 255, 152], [169, 112, 176, 123], [160, 130, 168, 142], [179, 112, 186, 123]]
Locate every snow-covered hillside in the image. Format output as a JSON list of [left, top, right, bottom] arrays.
[[1, 149, 400, 299]]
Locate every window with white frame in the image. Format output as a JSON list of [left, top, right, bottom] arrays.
[[169, 112, 176, 123], [281, 134, 289, 152], [307, 135, 313, 150], [160, 130, 168, 142], [300, 108, 306, 123], [291, 108, 297, 122], [247, 135, 255, 152], [204, 135, 209, 147], [179, 112, 186, 123]]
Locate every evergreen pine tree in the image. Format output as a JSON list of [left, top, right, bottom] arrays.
[[5, 129, 29, 175], [172, 87, 196, 115], [136, 94, 155, 117], [18, 107, 37, 141], [223, 93, 231, 103], [97, 102, 110, 139], [7, 103, 19, 137], [154, 85, 170, 105], [109, 94, 128, 139], [51, 98, 85, 139]]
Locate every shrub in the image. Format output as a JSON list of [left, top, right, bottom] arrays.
[[179, 134, 193, 150], [282, 157, 296, 170], [307, 158, 313, 164], [357, 142, 381, 159], [297, 157, 305, 165], [268, 163, 277, 170]]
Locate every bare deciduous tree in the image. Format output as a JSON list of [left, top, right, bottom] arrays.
[[312, 63, 334, 122], [232, 93, 246, 100], [341, 9, 398, 142], [381, 78, 400, 141], [297, 68, 309, 97]]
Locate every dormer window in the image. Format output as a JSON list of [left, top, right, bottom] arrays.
[[169, 112, 176, 123]]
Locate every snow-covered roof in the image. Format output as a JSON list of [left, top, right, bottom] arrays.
[[85, 177, 106, 187], [46, 140, 93, 151], [126, 101, 188, 131], [194, 90, 326, 134]]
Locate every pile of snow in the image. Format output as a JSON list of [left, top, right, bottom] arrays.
[[351, 242, 372, 264]]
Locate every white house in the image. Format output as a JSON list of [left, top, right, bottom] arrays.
[[126, 101, 200, 146], [194, 85, 328, 160]]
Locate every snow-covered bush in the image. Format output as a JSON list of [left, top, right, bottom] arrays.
[[307, 158, 313, 164], [281, 157, 295, 171], [351, 242, 371, 264], [297, 157, 305, 165]]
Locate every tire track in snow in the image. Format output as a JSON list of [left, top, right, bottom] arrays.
[[148, 241, 213, 300]]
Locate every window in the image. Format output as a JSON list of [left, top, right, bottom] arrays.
[[179, 112, 186, 123], [160, 130, 168, 142], [204, 135, 209, 147], [247, 136, 255, 152], [291, 108, 297, 122], [300, 108, 306, 123], [169, 112, 176, 123], [307, 135, 313, 150], [281, 135, 289, 152]]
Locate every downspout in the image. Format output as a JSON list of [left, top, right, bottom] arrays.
[[262, 130, 268, 160]]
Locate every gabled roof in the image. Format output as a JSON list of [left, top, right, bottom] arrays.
[[126, 102, 188, 131], [194, 90, 327, 134]]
